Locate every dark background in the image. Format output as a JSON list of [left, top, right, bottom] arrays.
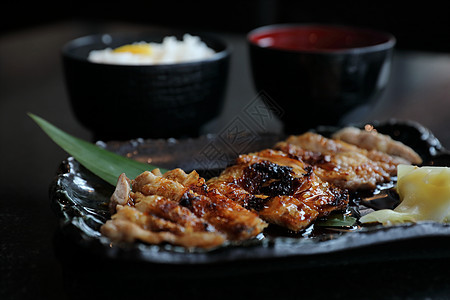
[[2, 0, 449, 52], [1, 2, 450, 299]]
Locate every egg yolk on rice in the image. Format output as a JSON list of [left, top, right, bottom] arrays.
[[113, 44, 152, 55]]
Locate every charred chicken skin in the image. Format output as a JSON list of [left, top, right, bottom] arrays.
[[207, 149, 349, 231]]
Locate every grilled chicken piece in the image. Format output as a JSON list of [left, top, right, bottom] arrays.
[[101, 176, 226, 248], [101, 169, 267, 248], [152, 169, 267, 240], [275, 132, 408, 191], [207, 149, 348, 231], [332, 126, 423, 164], [133, 170, 188, 202], [101, 204, 226, 249], [108, 173, 131, 214]]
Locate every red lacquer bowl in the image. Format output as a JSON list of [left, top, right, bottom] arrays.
[[248, 24, 396, 133]]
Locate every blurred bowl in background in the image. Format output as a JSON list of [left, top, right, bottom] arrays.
[[62, 32, 230, 141], [248, 23, 396, 134]]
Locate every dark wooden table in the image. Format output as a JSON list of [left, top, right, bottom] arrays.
[[1, 21, 449, 300]]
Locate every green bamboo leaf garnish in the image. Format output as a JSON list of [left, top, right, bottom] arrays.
[[29, 113, 168, 186]]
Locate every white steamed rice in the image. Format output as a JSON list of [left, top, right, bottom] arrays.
[[88, 34, 216, 65]]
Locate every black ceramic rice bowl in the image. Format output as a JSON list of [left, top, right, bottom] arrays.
[[62, 32, 230, 141]]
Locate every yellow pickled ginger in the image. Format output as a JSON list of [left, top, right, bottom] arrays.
[[360, 165, 450, 225]]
